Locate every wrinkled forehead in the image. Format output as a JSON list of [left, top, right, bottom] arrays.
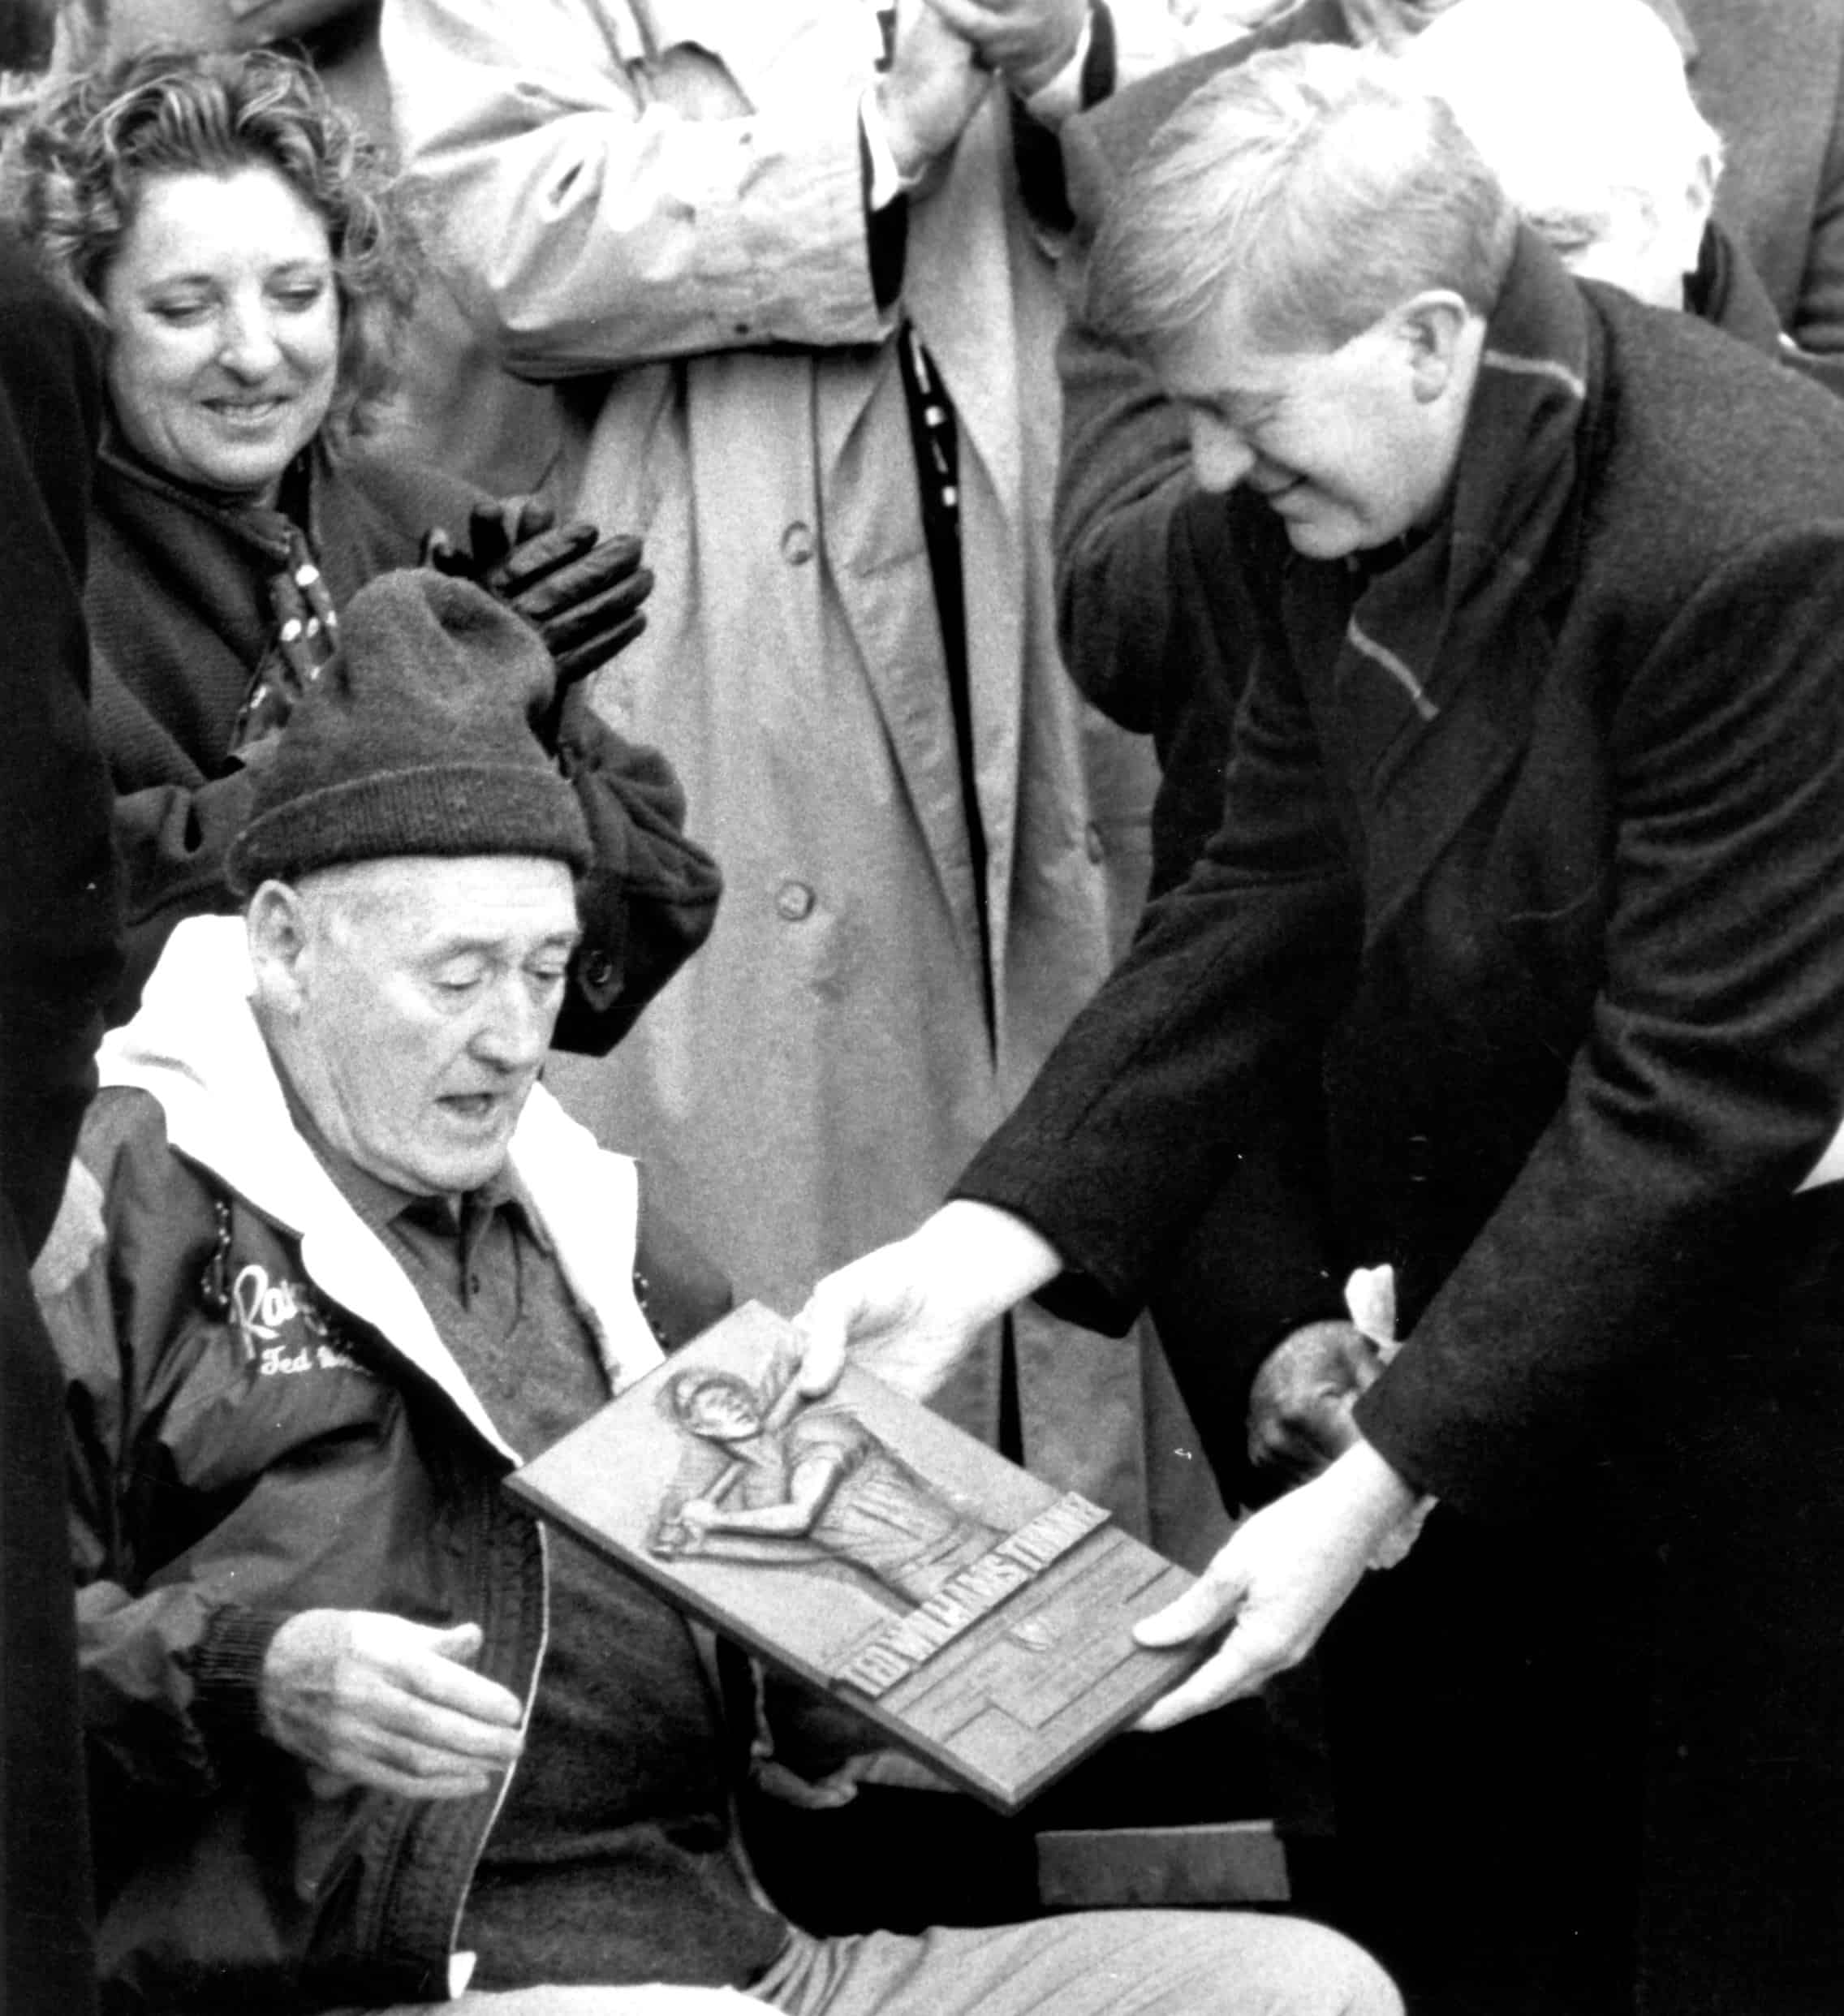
[[302, 854, 580, 954]]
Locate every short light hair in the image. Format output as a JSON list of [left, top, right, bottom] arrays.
[[1394, 0, 1721, 257], [1084, 41, 1517, 356], [8, 46, 417, 442]]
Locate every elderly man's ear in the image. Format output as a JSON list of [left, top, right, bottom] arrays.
[[247, 881, 313, 1014], [1396, 289, 1474, 402]]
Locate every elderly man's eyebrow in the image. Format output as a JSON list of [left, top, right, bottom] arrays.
[[424, 927, 584, 959]]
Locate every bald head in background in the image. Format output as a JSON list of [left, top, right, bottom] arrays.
[[1395, 0, 1721, 307]]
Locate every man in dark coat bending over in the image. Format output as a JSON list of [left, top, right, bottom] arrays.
[[800, 44, 1844, 2016]]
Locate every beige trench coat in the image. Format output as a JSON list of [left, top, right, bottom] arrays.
[[386, 0, 1219, 1536]]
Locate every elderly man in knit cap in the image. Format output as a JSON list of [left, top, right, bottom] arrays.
[[38, 566, 1400, 2016]]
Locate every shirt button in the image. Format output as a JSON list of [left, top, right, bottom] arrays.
[[1084, 822, 1106, 864], [776, 880, 816, 922], [781, 521, 816, 566]]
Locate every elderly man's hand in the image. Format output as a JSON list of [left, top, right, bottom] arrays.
[[260, 1612, 524, 1801], [924, 0, 1089, 96], [1131, 1441, 1420, 1731], [1246, 1318, 1385, 1493], [793, 1200, 1062, 1401]]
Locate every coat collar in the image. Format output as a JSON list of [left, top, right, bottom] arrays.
[[814, 88, 1036, 997], [97, 422, 321, 569], [1303, 226, 1592, 950], [101, 916, 664, 1456], [1688, 218, 1790, 362]]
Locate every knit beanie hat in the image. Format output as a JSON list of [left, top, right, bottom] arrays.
[[226, 568, 591, 894]]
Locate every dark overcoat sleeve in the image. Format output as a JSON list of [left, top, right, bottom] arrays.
[[0, 232, 122, 1251], [0, 221, 118, 2016], [955, 588, 1363, 1325]]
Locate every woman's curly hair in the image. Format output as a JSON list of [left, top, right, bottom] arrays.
[[8, 45, 420, 443]]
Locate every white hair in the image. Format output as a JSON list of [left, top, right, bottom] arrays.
[[1084, 42, 1516, 355], [1394, 0, 1721, 298]]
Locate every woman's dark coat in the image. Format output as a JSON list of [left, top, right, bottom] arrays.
[[86, 439, 470, 1013], [86, 441, 721, 1052]]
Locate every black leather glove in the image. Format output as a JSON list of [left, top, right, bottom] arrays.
[[426, 497, 655, 713]]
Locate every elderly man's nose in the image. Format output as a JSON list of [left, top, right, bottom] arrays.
[[1187, 413, 1256, 493], [472, 978, 551, 1068]]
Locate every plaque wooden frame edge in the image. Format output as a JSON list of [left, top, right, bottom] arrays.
[[502, 1303, 1205, 1816], [508, 1465, 1200, 1812]]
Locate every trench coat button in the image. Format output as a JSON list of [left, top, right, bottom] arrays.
[[1084, 822, 1106, 864], [776, 880, 816, 922], [581, 949, 617, 989], [780, 521, 816, 566]]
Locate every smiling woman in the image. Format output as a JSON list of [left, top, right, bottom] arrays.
[[3, 50, 454, 1003], [14, 46, 411, 480], [98, 166, 342, 502], [4, 50, 679, 1044]]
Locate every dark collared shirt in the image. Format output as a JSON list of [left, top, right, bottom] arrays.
[[278, 1066, 609, 1451]]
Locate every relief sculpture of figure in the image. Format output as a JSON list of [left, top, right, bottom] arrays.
[[653, 1348, 1003, 1612]]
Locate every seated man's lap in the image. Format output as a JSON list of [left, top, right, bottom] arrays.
[[355, 1987, 758, 2014], [755, 1915, 1401, 2016], [353, 1912, 1399, 2015]]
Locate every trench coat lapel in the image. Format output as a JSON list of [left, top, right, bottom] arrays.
[[814, 351, 990, 973], [814, 91, 1036, 978], [906, 95, 1027, 532]]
